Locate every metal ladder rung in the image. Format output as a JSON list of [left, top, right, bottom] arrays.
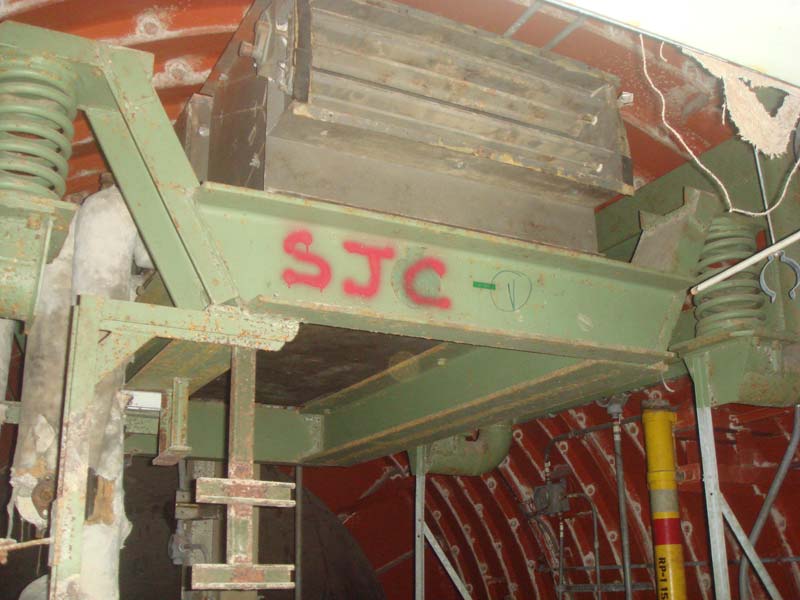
[[196, 477, 296, 507], [193, 563, 295, 590]]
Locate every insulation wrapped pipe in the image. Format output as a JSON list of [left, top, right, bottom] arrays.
[[11, 221, 75, 530], [9, 186, 150, 600], [408, 422, 513, 476]]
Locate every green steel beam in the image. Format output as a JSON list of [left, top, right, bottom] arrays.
[[302, 348, 662, 465], [123, 402, 322, 463], [0, 400, 321, 464], [195, 182, 689, 363], [94, 297, 298, 351], [126, 340, 231, 394]]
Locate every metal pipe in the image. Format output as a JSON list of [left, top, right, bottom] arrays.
[[739, 404, 800, 600], [558, 518, 566, 600], [414, 450, 426, 600], [423, 524, 471, 600], [642, 402, 687, 600], [542, 15, 587, 51], [543, 416, 641, 481], [538, 555, 800, 573], [691, 227, 800, 295], [754, 147, 776, 245], [688, 359, 732, 600], [566, 493, 601, 599], [503, 0, 543, 37], [0, 320, 14, 405], [612, 415, 633, 600], [720, 497, 781, 600], [295, 465, 303, 600], [559, 582, 654, 593]]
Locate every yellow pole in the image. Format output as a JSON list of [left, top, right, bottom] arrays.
[[643, 401, 687, 600]]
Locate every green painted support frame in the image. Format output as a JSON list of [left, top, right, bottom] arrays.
[[195, 182, 691, 364], [47, 295, 304, 598], [152, 377, 191, 466]]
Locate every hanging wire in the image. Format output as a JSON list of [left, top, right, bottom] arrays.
[[753, 147, 776, 244], [638, 34, 800, 219]]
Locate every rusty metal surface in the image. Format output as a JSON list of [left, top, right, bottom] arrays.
[[0, 2, 773, 600], [196, 477, 295, 507], [152, 377, 191, 466]]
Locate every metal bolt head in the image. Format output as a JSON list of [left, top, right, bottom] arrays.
[[239, 41, 255, 58]]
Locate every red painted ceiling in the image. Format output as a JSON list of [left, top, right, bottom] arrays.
[[2, 2, 796, 599]]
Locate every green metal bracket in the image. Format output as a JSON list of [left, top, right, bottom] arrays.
[[152, 378, 191, 466], [0, 191, 75, 322], [46, 295, 303, 597], [679, 333, 800, 408], [632, 188, 724, 278]]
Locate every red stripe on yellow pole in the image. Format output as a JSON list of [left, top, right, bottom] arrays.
[[643, 403, 687, 600]]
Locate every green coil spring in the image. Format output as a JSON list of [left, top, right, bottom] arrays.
[[0, 54, 78, 200], [694, 215, 766, 337]]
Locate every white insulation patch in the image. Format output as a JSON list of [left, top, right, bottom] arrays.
[[686, 50, 800, 157]]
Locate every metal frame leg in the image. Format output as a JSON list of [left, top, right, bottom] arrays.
[[49, 297, 102, 599], [720, 498, 782, 600], [687, 351, 782, 600], [414, 449, 426, 600], [424, 524, 471, 599], [192, 346, 295, 590], [295, 465, 303, 600], [688, 353, 732, 600]]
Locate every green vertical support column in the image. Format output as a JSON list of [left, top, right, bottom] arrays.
[[49, 297, 102, 599], [227, 346, 257, 564]]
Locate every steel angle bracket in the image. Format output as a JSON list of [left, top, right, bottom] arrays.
[[152, 378, 191, 466]]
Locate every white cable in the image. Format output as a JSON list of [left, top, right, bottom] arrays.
[[731, 154, 800, 217], [639, 35, 800, 219], [639, 34, 734, 211], [660, 372, 676, 393]]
